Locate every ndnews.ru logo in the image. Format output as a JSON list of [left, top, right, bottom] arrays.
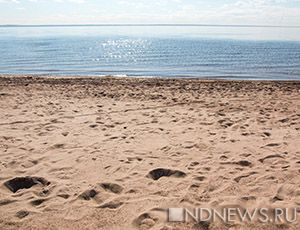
[[168, 207, 298, 223]]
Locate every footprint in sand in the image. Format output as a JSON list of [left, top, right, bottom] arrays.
[[61, 131, 69, 137], [77, 185, 124, 209], [99, 200, 124, 209], [99, 183, 123, 194], [78, 189, 98, 200], [193, 176, 207, 182], [133, 212, 159, 230], [30, 198, 48, 207], [187, 161, 200, 170], [234, 172, 257, 183], [0, 199, 17, 206], [77, 188, 108, 205], [15, 210, 30, 219], [4, 176, 50, 193], [263, 143, 281, 148], [147, 168, 186, 180], [218, 118, 234, 128], [51, 143, 65, 149], [272, 184, 299, 202], [220, 160, 252, 167], [126, 157, 143, 163], [259, 154, 284, 163], [21, 159, 39, 169]]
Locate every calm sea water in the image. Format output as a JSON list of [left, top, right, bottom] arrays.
[[0, 25, 300, 80]]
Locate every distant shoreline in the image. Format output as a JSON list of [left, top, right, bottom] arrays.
[[1, 24, 300, 28]]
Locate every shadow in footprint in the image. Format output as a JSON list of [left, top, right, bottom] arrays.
[[221, 160, 252, 167], [193, 221, 211, 230], [15, 210, 30, 219], [79, 189, 98, 201], [0, 199, 17, 206], [194, 176, 206, 182], [99, 183, 123, 194], [30, 198, 47, 206], [99, 201, 123, 209], [147, 168, 186, 181], [4, 177, 50, 193]]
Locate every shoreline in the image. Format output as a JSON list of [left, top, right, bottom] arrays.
[[1, 74, 300, 83]]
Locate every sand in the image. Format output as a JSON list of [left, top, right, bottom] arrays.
[[0, 75, 299, 230]]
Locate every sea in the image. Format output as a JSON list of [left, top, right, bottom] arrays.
[[0, 25, 299, 80]]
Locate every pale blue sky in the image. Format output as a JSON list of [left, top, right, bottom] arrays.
[[0, 0, 299, 26]]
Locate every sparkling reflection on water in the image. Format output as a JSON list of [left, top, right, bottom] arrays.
[[0, 26, 299, 79]]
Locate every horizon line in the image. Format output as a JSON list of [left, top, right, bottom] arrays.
[[0, 23, 300, 28]]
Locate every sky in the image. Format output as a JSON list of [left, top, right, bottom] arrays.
[[0, 0, 299, 26]]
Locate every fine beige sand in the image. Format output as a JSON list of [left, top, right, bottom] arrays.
[[0, 75, 299, 230]]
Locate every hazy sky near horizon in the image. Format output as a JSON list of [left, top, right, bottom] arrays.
[[0, 0, 299, 26]]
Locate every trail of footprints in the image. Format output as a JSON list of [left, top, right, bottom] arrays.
[[1, 140, 297, 228], [1, 80, 299, 229], [1, 167, 187, 222]]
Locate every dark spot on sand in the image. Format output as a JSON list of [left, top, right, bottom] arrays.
[[194, 221, 210, 230], [99, 201, 123, 209], [0, 92, 11, 96], [99, 183, 123, 194], [194, 176, 206, 182], [265, 143, 280, 147], [220, 160, 252, 167], [0, 199, 16, 206], [57, 194, 70, 199], [4, 177, 50, 193], [79, 189, 98, 200], [53, 144, 65, 149], [279, 118, 289, 123], [61, 132, 69, 137], [240, 196, 256, 201], [237, 160, 252, 167], [30, 199, 47, 206], [263, 132, 271, 137], [189, 162, 200, 167], [16, 210, 30, 219], [147, 168, 186, 180], [272, 196, 284, 202]]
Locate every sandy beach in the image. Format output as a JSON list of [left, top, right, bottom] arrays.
[[0, 75, 299, 229]]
